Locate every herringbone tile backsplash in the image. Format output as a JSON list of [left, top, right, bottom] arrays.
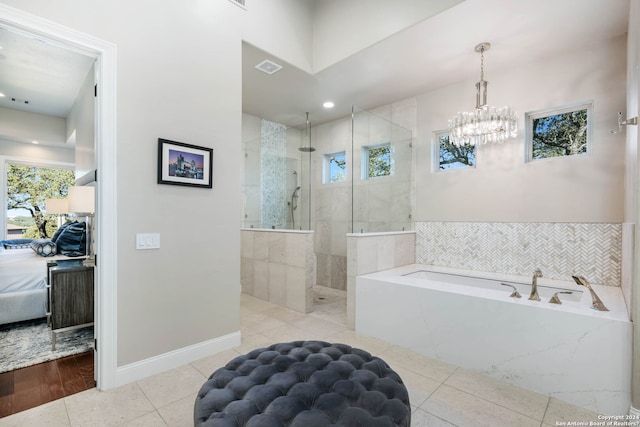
[[415, 222, 622, 286]]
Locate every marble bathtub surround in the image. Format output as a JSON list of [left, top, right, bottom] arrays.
[[356, 264, 632, 415], [346, 231, 416, 329], [240, 229, 315, 313], [416, 221, 622, 287]]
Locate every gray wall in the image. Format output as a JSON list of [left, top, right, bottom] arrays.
[[1, 0, 314, 368]]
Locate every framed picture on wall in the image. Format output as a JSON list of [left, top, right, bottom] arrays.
[[157, 138, 213, 188]]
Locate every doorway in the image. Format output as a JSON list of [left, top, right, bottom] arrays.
[[0, 4, 118, 392]]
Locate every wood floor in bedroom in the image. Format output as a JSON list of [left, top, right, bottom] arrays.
[[0, 351, 95, 418]]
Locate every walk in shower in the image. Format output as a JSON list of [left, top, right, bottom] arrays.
[[242, 118, 313, 230], [241, 106, 413, 290]]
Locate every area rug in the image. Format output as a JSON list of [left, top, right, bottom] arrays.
[[0, 319, 93, 373]]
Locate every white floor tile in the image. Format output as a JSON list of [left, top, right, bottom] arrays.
[[5, 287, 612, 426], [444, 368, 549, 421], [0, 400, 70, 427], [421, 384, 540, 427], [190, 348, 241, 378], [411, 407, 457, 427], [157, 394, 199, 427], [378, 345, 457, 383], [121, 411, 168, 427], [64, 383, 155, 427], [543, 397, 602, 425], [136, 364, 207, 409], [393, 366, 440, 408]]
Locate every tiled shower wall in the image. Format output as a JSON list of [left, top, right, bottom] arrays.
[[415, 222, 622, 286], [241, 229, 316, 313], [260, 120, 287, 228]]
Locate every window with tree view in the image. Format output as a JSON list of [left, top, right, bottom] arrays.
[[436, 132, 476, 170], [6, 164, 75, 239], [324, 151, 346, 183], [527, 103, 591, 161], [362, 143, 392, 179]]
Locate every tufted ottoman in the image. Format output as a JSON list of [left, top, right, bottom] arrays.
[[194, 341, 410, 427]]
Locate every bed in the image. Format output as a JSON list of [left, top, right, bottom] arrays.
[[0, 222, 87, 325]]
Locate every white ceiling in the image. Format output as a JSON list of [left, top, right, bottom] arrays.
[[0, 26, 95, 118], [0, 0, 630, 132], [243, 0, 630, 128]]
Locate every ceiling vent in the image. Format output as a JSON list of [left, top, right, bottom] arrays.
[[255, 59, 283, 75], [228, 0, 246, 9]]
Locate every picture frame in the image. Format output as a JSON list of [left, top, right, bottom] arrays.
[[157, 138, 213, 188]]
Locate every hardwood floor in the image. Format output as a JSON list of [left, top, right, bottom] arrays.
[[0, 351, 95, 418]]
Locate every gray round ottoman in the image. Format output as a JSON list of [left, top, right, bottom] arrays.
[[194, 340, 410, 427]]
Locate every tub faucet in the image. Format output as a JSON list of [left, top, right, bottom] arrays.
[[529, 269, 543, 301], [571, 275, 609, 311]]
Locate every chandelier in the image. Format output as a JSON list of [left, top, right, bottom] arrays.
[[448, 42, 517, 146]]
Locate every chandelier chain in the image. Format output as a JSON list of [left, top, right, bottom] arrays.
[[479, 46, 485, 82]]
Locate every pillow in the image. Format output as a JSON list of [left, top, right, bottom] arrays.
[[51, 221, 75, 243], [3, 238, 34, 249], [30, 239, 57, 257], [56, 221, 86, 256]]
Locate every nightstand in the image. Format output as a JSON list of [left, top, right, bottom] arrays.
[[46, 260, 94, 350]]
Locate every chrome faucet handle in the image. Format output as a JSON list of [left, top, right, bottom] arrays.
[[501, 283, 521, 298], [549, 291, 573, 304], [571, 275, 609, 311]]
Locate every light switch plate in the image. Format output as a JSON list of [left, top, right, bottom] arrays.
[[136, 233, 160, 250]]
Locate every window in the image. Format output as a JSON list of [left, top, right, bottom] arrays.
[[5, 163, 75, 239], [526, 102, 592, 162], [362, 143, 392, 179], [434, 131, 476, 171], [324, 151, 346, 184]]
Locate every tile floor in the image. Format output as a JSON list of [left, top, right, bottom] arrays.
[[0, 287, 603, 426]]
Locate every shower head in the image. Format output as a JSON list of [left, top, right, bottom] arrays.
[[299, 146, 316, 152]]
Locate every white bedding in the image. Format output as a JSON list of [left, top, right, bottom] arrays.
[[0, 248, 79, 294]]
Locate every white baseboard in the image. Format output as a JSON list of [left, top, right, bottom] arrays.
[[111, 331, 241, 388], [630, 405, 640, 416]]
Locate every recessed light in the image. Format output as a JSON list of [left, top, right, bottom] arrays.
[[32, 141, 39, 144], [0, 92, 5, 97], [323, 101, 334, 109]]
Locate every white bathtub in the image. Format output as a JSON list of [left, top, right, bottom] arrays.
[[355, 264, 632, 415]]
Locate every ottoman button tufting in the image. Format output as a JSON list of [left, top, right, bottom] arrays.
[[194, 341, 410, 427]]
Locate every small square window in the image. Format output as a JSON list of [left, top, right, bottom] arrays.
[[324, 151, 346, 184], [434, 131, 476, 171], [362, 143, 392, 179], [526, 102, 591, 162]]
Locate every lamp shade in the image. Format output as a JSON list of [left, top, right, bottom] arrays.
[[68, 186, 95, 214], [45, 198, 69, 215]]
